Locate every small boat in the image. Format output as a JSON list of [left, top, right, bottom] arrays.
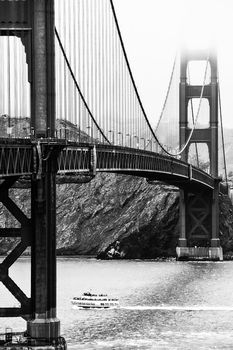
[[71, 292, 119, 309]]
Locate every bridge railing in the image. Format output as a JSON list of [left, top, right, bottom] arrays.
[[191, 167, 216, 188], [86, 144, 214, 189], [0, 139, 216, 190]]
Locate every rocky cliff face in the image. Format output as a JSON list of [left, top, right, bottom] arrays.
[[0, 173, 233, 258], [56, 175, 180, 258]]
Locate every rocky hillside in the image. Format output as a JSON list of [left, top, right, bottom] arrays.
[[55, 175, 180, 258], [0, 173, 233, 259]]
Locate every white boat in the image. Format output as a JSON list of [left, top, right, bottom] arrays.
[[71, 292, 119, 309]]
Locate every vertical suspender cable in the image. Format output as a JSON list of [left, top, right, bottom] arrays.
[[122, 34, 125, 144], [90, 0, 94, 139], [55, 28, 110, 143], [120, 39, 124, 145], [0, 35, 2, 116], [86, 0, 90, 134], [73, 0, 77, 132], [105, 0, 109, 141], [125, 61, 128, 145], [190, 98, 199, 167], [57, 0, 61, 126], [94, 0, 98, 140], [114, 17, 118, 143], [187, 65, 199, 167], [86, 0, 90, 132], [129, 80, 132, 140], [116, 20, 121, 139], [63, 0, 67, 125], [218, 81, 228, 184], [0, 35, 4, 116], [109, 0, 160, 145], [97, 0, 102, 135], [78, 0, 81, 141], [112, 10, 116, 143], [82, 0, 86, 130], [21, 37, 25, 121], [68, 0, 72, 127], [101, 0, 105, 138], [7, 33, 11, 122], [14, 37, 18, 136], [109, 1, 113, 136], [14, 38, 17, 119]]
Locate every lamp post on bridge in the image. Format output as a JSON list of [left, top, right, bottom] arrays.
[[134, 135, 139, 149], [30, 127, 35, 140], [108, 130, 115, 144], [146, 139, 152, 151], [64, 124, 67, 140], [66, 125, 72, 141], [140, 137, 146, 150], [117, 131, 123, 146], [87, 125, 93, 142], [153, 141, 159, 153], [74, 124, 78, 142], [7, 115, 12, 138], [126, 133, 132, 147]]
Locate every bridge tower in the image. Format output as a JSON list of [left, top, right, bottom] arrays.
[[176, 49, 223, 260], [0, 0, 65, 348]]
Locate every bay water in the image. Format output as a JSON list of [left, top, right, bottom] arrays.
[[1, 257, 233, 349]]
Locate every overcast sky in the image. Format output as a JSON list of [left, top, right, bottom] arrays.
[[113, 0, 233, 128]]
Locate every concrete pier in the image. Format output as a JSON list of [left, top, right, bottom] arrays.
[[176, 246, 223, 261], [0, 330, 67, 349]]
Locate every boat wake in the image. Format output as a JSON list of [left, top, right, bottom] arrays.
[[120, 305, 233, 311], [72, 304, 233, 311]]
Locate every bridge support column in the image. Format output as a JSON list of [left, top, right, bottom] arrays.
[[210, 180, 223, 260], [27, 147, 61, 341], [0, 177, 31, 319], [177, 49, 223, 260], [27, 168, 61, 343], [178, 189, 187, 248], [176, 183, 223, 261], [26, 0, 63, 344]]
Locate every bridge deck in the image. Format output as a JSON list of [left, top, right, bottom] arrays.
[[0, 138, 215, 191]]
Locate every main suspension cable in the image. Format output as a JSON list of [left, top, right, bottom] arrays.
[[187, 65, 199, 167], [149, 57, 209, 157], [172, 56, 210, 156], [110, 0, 209, 157], [55, 26, 110, 144], [109, 0, 161, 146], [155, 55, 177, 132]]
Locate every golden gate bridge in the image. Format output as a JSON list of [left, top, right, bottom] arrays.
[[0, 0, 229, 348]]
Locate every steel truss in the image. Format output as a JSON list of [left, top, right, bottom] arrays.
[[0, 176, 31, 319]]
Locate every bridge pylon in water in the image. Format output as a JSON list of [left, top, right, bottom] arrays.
[[176, 49, 223, 261], [0, 0, 66, 348]]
